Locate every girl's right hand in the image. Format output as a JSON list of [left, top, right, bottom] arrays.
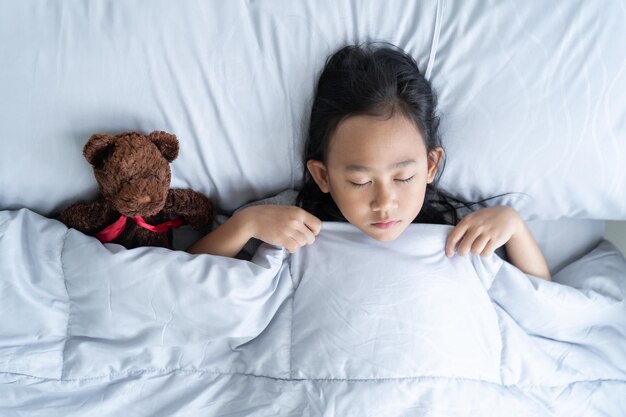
[[235, 205, 322, 253]]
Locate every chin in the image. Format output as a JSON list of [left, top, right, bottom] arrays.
[[378, 233, 403, 242], [364, 228, 403, 242]]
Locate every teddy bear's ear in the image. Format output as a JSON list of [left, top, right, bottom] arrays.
[[83, 133, 116, 167], [148, 131, 179, 162]]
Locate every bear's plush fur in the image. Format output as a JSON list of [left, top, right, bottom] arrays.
[[58, 131, 213, 249]]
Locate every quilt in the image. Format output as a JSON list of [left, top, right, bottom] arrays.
[[1, 208, 625, 416]]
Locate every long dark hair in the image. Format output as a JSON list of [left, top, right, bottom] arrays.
[[296, 41, 523, 226]]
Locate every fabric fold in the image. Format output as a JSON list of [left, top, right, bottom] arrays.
[[1, 209, 625, 415]]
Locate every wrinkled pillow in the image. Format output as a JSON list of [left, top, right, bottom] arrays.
[[432, 1, 626, 220], [1, 1, 624, 221]]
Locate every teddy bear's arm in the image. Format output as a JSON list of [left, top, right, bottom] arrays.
[[57, 199, 113, 234], [163, 189, 214, 229]]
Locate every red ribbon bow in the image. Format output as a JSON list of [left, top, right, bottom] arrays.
[[94, 215, 184, 244]]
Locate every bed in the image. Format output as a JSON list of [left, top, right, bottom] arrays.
[[1, 1, 625, 416]]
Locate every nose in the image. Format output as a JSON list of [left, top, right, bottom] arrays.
[[370, 184, 398, 212], [116, 179, 165, 217], [137, 195, 152, 204]]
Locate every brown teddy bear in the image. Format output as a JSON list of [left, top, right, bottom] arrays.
[[58, 130, 214, 249]]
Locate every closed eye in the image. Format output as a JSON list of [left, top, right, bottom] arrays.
[[349, 181, 371, 188], [350, 176, 414, 188]]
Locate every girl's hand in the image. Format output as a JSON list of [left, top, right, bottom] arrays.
[[445, 206, 522, 258], [236, 204, 322, 253]]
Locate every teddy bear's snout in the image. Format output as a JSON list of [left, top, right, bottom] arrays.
[[115, 178, 167, 217], [137, 195, 152, 204]]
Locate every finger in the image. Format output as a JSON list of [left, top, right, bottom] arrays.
[[298, 224, 316, 245], [303, 212, 322, 235], [480, 240, 495, 257], [471, 234, 491, 255], [288, 229, 308, 247], [481, 238, 505, 257], [446, 224, 468, 256], [281, 239, 296, 253], [457, 229, 482, 256]]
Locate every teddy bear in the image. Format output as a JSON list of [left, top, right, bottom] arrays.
[[57, 130, 214, 249]]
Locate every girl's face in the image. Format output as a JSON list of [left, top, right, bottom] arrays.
[[307, 113, 444, 242]]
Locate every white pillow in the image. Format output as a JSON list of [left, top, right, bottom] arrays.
[[432, 1, 626, 220], [0, 1, 624, 221], [0, 1, 437, 216]]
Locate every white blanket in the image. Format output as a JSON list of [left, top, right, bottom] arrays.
[[1, 208, 625, 416]]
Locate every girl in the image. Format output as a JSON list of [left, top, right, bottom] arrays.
[[188, 42, 551, 281]]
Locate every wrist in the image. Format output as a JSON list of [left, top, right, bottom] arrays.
[[232, 207, 257, 240], [506, 207, 525, 240]]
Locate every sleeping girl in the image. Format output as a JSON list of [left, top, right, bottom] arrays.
[[187, 41, 551, 281]]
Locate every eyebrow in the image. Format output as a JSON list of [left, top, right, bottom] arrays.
[[344, 159, 417, 172]]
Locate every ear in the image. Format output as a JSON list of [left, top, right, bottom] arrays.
[[306, 160, 330, 193], [426, 147, 444, 184], [83, 133, 116, 167], [148, 131, 179, 162]]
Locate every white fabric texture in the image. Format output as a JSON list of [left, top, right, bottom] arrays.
[[1, 1, 626, 414], [0, 0, 625, 221], [0, 209, 625, 415]]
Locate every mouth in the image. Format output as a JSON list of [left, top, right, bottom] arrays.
[[371, 220, 400, 229]]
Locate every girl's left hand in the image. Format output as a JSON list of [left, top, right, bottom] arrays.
[[445, 206, 522, 258]]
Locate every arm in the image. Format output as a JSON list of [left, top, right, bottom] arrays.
[[186, 205, 322, 258], [57, 199, 113, 234], [163, 189, 214, 229], [504, 220, 551, 281], [445, 206, 551, 281], [186, 211, 252, 258]]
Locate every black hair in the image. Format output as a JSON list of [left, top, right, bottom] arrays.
[[296, 41, 523, 226]]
